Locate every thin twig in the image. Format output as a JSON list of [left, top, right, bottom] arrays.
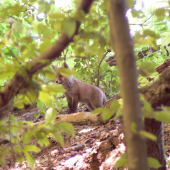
[[97, 50, 109, 87]]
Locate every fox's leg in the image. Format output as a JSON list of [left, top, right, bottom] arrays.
[[65, 96, 73, 113], [91, 99, 103, 109], [86, 102, 95, 111], [71, 95, 79, 113]]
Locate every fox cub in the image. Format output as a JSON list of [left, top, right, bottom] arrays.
[[52, 62, 107, 113]]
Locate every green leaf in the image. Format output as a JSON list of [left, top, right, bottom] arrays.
[[38, 137, 50, 147], [44, 83, 66, 93], [44, 70, 55, 80], [139, 131, 157, 141], [114, 109, 122, 119], [23, 131, 34, 144], [110, 100, 120, 110], [0, 147, 5, 166], [140, 94, 153, 117], [92, 107, 105, 114], [20, 36, 33, 44], [13, 20, 23, 33], [30, 0, 38, 3], [63, 19, 76, 38], [162, 32, 170, 36], [102, 108, 115, 121], [160, 46, 167, 56], [24, 152, 35, 169], [74, 46, 85, 55], [39, 39, 51, 53], [37, 100, 45, 112], [59, 67, 75, 77], [45, 107, 57, 124], [138, 77, 149, 87], [143, 30, 160, 39], [131, 9, 140, 18], [48, 12, 65, 19], [13, 145, 23, 152], [148, 157, 162, 169], [155, 8, 166, 20], [127, 0, 135, 8], [144, 101, 153, 115], [138, 61, 157, 77], [10, 4, 25, 16], [38, 91, 52, 106], [74, 10, 85, 22], [115, 157, 127, 168], [93, 107, 115, 121], [51, 132, 64, 147], [162, 36, 170, 46], [24, 145, 41, 153], [154, 111, 170, 123], [14, 100, 24, 109], [56, 122, 75, 137]]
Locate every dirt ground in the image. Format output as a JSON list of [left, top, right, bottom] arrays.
[[1, 104, 170, 170]]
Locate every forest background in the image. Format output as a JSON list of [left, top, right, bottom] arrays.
[[0, 0, 170, 169]]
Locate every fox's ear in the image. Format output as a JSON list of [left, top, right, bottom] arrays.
[[63, 62, 70, 69]]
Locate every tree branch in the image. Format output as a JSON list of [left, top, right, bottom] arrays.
[[97, 50, 109, 87], [0, 0, 94, 118]]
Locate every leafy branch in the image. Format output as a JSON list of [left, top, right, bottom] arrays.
[[0, 0, 94, 119]]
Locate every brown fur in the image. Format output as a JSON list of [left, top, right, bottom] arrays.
[[52, 62, 107, 113]]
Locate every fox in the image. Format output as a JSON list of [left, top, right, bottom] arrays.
[[52, 62, 107, 113]]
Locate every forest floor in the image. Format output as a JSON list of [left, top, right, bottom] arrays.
[[1, 104, 170, 170]]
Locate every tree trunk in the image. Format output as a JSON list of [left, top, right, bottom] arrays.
[[108, 0, 148, 169]]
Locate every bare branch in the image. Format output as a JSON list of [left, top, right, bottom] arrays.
[[97, 50, 109, 87]]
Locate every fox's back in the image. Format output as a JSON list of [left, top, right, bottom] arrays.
[[53, 63, 107, 112], [77, 80, 106, 103]]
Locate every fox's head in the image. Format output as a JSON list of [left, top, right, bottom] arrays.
[[52, 62, 71, 84]]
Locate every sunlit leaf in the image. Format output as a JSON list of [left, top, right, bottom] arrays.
[[13, 20, 23, 33], [59, 67, 75, 77], [102, 108, 115, 121], [139, 131, 157, 141], [56, 122, 75, 137], [44, 83, 66, 93], [13, 145, 23, 152], [63, 19, 76, 38], [138, 61, 157, 77], [24, 152, 35, 169], [131, 9, 140, 17], [24, 145, 41, 153], [39, 137, 50, 147], [162, 36, 170, 46], [38, 91, 52, 106], [39, 39, 51, 53], [148, 157, 162, 169], [23, 131, 34, 144], [52, 132, 64, 147], [155, 8, 166, 21], [14, 100, 24, 109], [20, 36, 33, 44], [37, 100, 45, 112], [115, 157, 127, 168], [154, 111, 170, 123], [48, 12, 65, 19], [110, 100, 120, 110], [45, 107, 57, 124], [74, 10, 85, 22], [44, 70, 56, 80]]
